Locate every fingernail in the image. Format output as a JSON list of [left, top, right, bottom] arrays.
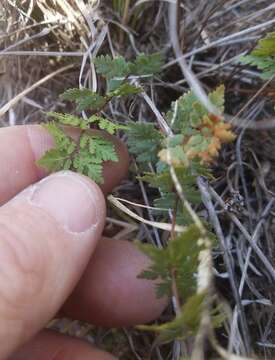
[[28, 172, 103, 233]]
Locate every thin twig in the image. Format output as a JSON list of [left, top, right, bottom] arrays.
[[0, 64, 75, 119], [197, 176, 251, 355], [209, 186, 275, 281]]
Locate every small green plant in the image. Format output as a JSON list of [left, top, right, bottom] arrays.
[[127, 85, 235, 224], [39, 52, 236, 357], [38, 53, 164, 184], [127, 84, 235, 347], [240, 31, 275, 79]]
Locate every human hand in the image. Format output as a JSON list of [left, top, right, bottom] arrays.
[[0, 125, 167, 359]]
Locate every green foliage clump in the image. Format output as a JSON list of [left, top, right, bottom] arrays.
[[127, 86, 232, 227], [61, 89, 106, 112], [95, 53, 163, 79], [140, 167, 201, 225], [37, 115, 119, 184], [138, 292, 206, 342], [38, 52, 163, 183], [161, 85, 235, 165], [127, 122, 164, 164], [166, 85, 225, 133], [138, 224, 202, 299], [240, 32, 275, 79], [94, 55, 130, 80], [127, 83, 235, 346], [94, 52, 163, 91], [39, 50, 233, 355]]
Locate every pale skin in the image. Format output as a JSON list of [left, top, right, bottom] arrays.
[[0, 125, 167, 359]]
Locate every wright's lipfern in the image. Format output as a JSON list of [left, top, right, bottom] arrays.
[[39, 50, 238, 356], [37, 115, 119, 184], [38, 53, 164, 183], [127, 85, 235, 347], [159, 85, 235, 165]]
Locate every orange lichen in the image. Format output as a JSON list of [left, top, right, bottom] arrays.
[[213, 122, 236, 143], [193, 116, 236, 164], [159, 114, 236, 166]]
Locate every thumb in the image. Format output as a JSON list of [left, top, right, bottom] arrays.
[[0, 171, 105, 359]]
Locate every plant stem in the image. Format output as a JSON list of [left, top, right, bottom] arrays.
[[119, 0, 131, 45]]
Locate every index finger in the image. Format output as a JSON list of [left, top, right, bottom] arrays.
[[0, 125, 129, 205]]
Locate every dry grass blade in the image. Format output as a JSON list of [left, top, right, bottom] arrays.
[[198, 176, 251, 354], [0, 64, 75, 119], [108, 195, 186, 232], [168, 1, 218, 116]]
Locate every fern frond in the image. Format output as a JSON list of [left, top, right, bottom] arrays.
[[163, 85, 235, 165], [127, 122, 164, 164], [61, 88, 106, 112], [94, 55, 130, 80], [37, 125, 118, 184], [47, 112, 89, 129], [130, 52, 164, 75], [240, 32, 275, 79]]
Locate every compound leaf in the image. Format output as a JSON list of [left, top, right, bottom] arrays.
[[94, 55, 130, 80], [88, 116, 127, 135], [108, 82, 142, 97], [240, 32, 275, 79], [42, 122, 76, 153], [130, 52, 164, 75], [47, 112, 89, 129], [37, 148, 70, 172], [89, 136, 118, 162], [127, 122, 164, 164], [61, 88, 106, 112]]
